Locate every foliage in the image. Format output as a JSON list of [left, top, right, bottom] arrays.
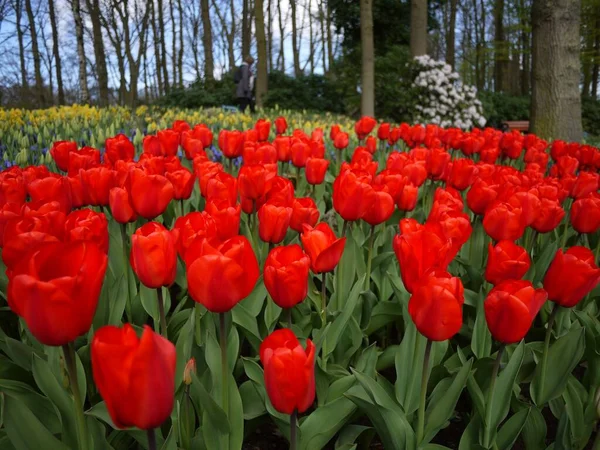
[[478, 92, 531, 128]]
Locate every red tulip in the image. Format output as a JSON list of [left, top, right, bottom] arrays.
[[365, 136, 377, 154], [2, 215, 62, 269], [255, 119, 271, 141], [172, 120, 191, 133], [165, 168, 195, 200], [238, 164, 277, 204], [186, 235, 259, 312], [392, 219, 452, 294], [143, 135, 163, 156], [485, 241, 531, 285], [305, 158, 329, 185], [448, 159, 478, 191], [508, 190, 541, 227], [333, 169, 375, 222], [543, 247, 600, 308], [363, 188, 395, 226], [79, 167, 117, 207], [64, 209, 109, 254], [258, 201, 292, 244], [275, 117, 288, 135], [105, 134, 135, 165], [571, 172, 599, 199], [109, 187, 137, 224], [68, 147, 101, 176], [531, 198, 564, 233], [291, 141, 312, 168], [91, 324, 176, 429], [333, 132, 349, 150], [0, 173, 26, 206], [174, 210, 218, 256], [8, 241, 107, 346], [205, 199, 241, 240], [203, 170, 237, 205], [131, 222, 178, 289], [260, 329, 315, 415], [355, 116, 377, 140], [157, 129, 180, 157], [274, 136, 292, 162], [27, 175, 72, 214], [570, 193, 600, 234], [219, 130, 244, 159], [191, 124, 213, 148], [330, 124, 341, 140], [264, 245, 310, 309], [378, 123, 391, 141], [129, 169, 174, 219], [397, 183, 418, 212], [483, 201, 526, 242], [0, 202, 23, 245], [266, 176, 295, 207], [467, 180, 499, 216], [50, 141, 78, 172], [300, 222, 346, 273], [485, 280, 547, 344], [408, 271, 464, 341], [290, 197, 320, 233]]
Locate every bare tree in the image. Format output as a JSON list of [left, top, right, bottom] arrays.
[[361, 0, 374, 116], [86, 0, 109, 105], [211, 0, 235, 72], [71, 0, 89, 103], [200, 0, 214, 82], [48, 0, 64, 104], [267, 0, 272, 71], [13, 0, 28, 89], [169, 0, 177, 86], [255, 0, 267, 106], [242, 0, 250, 58], [290, 0, 301, 76], [157, 0, 169, 93], [277, 0, 285, 71], [493, 0, 506, 91], [410, 0, 428, 57], [25, 0, 45, 106], [319, 0, 327, 72], [446, 0, 458, 69], [177, 0, 184, 86], [150, 0, 163, 94]]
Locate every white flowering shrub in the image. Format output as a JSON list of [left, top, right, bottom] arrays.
[[412, 55, 487, 130]]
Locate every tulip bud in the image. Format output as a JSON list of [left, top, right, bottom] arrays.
[[183, 358, 196, 386]]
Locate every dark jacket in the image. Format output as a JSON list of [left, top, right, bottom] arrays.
[[236, 63, 252, 99]]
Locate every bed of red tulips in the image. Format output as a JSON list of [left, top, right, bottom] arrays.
[[0, 114, 599, 450]]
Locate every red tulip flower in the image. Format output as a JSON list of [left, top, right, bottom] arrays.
[[8, 241, 107, 346], [408, 271, 464, 341], [305, 158, 329, 185], [291, 141, 312, 168], [543, 247, 600, 308], [219, 130, 244, 159], [165, 168, 195, 200], [91, 324, 176, 429], [274, 136, 292, 162], [50, 140, 78, 172], [300, 222, 346, 273], [363, 188, 395, 226], [397, 183, 418, 212], [485, 280, 547, 344], [64, 209, 109, 254], [0, 172, 26, 206], [485, 241, 531, 286], [275, 117, 288, 135], [27, 175, 73, 213], [238, 164, 277, 204], [266, 176, 295, 207], [68, 147, 101, 176], [570, 193, 600, 234], [264, 245, 310, 309], [333, 169, 375, 222], [131, 222, 178, 289], [205, 199, 241, 240], [393, 219, 453, 294], [255, 119, 271, 142], [290, 197, 320, 233], [157, 129, 180, 157], [378, 123, 391, 141], [333, 132, 349, 150], [483, 201, 526, 242], [79, 167, 117, 207], [448, 159, 478, 191], [571, 172, 599, 199], [129, 169, 174, 219], [258, 201, 293, 244], [355, 116, 377, 140], [531, 198, 565, 233], [173, 211, 218, 259], [330, 124, 341, 140], [109, 187, 137, 224], [467, 180, 499, 216], [2, 215, 62, 269], [104, 134, 135, 165], [186, 235, 259, 313], [260, 329, 315, 414]]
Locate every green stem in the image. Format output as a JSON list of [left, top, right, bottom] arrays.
[[120, 224, 132, 322], [405, 334, 423, 407], [290, 410, 298, 450], [147, 428, 157, 450], [180, 198, 185, 217], [483, 345, 505, 448], [560, 211, 571, 250], [538, 304, 560, 403], [321, 272, 328, 369], [219, 312, 230, 446], [157, 288, 167, 338], [287, 308, 293, 329], [416, 339, 433, 444], [365, 226, 375, 290], [62, 343, 88, 450]]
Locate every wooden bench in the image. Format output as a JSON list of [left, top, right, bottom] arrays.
[[502, 121, 530, 133]]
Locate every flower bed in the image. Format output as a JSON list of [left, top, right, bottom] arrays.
[[0, 111, 598, 450]]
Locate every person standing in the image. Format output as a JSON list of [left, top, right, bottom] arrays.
[[235, 56, 256, 113]]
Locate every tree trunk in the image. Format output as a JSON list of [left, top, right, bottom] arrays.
[[169, 0, 177, 86], [267, 0, 273, 71], [278, 0, 285, 71], [255, 0, 268, 106], [48, 0, 64, 104], [410, 0, 428, 57], [178, 0, 184, 86], [494, 0, 506, 92], [72, 0, 89, 103], [14, 0, 28, 90], [24, 0, 45, 106], [593, 14, 600, 98], [531, 0, 582, 141], [229, 0, 236, 69], [520, 0, 530, 95], [242, 0, 250, 58], [87, 0, 109, 106], [319, 0, 327, 72], [201, 0, 214, 82], [150, 0, 163, 96], [157, 0, 170, 93], [291, 0, 301, 76], [360, 0, 375, 116], [309, 0, 315, 74], [446, 0, 458, 68], [326, 0, 333, 69]]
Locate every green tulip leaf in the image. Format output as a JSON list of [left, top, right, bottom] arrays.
[[2, 393, 69, 450], [497, 408, 530, 450], [0, 379, 61, 433], [299, 397, 358, 450], [423, 358, 473, 444], [531, 327, 585, 405], [521, 406, 547, 450], [458, 415, 481, 450], [239, 381, 266, 420], [471, 289, 492, 359]]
